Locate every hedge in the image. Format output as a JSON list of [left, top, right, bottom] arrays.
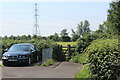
[[84, 39, 120, 80]]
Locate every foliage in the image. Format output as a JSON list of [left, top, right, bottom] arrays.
[[60, 29, 71, 42], [71, 29, 79, 41], [71, 20, 91, 40], [41, 59, 55, 67], [34, 39, 55, 51], [84, 39, 120, 80], [69, 53, 88, 64], [60, 29, 68, 37], [95, 24, 107, 34], [56, 42, 77, 46], [105, 1, 120, 36], [48, 33, 60, 41], [75, 31, 104, 53], [0, 64, 3, 66], [75, 64, 90, 79], [76, 38, 90, 53], [60, 36, 71, 42]]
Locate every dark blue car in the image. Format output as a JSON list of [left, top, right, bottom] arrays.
[[2, 43, 38, 66]]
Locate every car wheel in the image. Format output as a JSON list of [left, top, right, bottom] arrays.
[[3, 61, 8, 66]]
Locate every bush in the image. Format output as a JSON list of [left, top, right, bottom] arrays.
[[84, 39, 120, 80], [69, 53, 88, 64], [0, 64, 3, 66], [41, 59, 55, 67], [75, 64, 90, 79]]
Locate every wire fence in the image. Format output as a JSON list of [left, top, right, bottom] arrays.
[[42, 48, 53, 64]]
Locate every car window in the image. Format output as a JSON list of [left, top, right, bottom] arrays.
[[8, 45, 31, 52], [31, 45, 35, 51]]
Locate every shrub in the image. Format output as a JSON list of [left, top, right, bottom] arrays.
[[0, 64, 3, 66], [75, 37, 92, 53], [84, 39, 120, 80], [69, 53, 88, 64], [41, 59, 55, 67], [75, 64, 90, 79]]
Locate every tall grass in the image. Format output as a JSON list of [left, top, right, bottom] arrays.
[[56, 42, 76, 46]]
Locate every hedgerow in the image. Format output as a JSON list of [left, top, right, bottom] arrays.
[[84, 39, 120, 80]]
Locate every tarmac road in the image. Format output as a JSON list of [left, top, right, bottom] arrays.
[[1, 62, 82, 78]]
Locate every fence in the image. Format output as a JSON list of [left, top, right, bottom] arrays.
[[42, 48, 53, 64], [52, 45, 76, 61]]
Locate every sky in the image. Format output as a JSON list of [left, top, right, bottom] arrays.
[[0, 0, 112, 37]]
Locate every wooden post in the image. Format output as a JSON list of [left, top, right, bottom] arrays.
[[68, 45, 71, 56], [60, 45, 63, 61]]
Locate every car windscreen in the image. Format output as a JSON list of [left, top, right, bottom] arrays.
[[8, 45, 30, 52]]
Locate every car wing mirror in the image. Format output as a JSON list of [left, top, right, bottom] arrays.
[[4, 48, 8, 52], [30, 49, 35, 52]]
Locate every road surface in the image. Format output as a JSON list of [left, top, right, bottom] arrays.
[[1, 62, 82, 78]]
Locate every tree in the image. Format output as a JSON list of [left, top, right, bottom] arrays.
[[76, 20, 91, 37], [48, 35, 54, 40], [20, 35, 28, 40], [27, 34, 31, 40], [32, 35, 37, 39], [3, 36, 8, 40], [60, 29, 70, 42], [9, 35, 15, 40], [77, 21, 83, 37], [60, 29, 68, 37], [48, 33, 60, 41], [105, 1, 120, 36], [71, 20, 91, 39], [52, 33, 59, 41], [82, 20, 90, 34], [71, 29, 79, 41]]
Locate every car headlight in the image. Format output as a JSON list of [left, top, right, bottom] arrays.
[[18, 55, 27, 58], [2, 56, 8, 59]]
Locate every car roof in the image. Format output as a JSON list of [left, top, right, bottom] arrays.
[[13, 43, 33, 46]]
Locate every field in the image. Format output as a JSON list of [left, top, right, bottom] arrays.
[[56, 42, 77, 46]]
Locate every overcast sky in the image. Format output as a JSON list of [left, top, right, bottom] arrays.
[[0, 0, 112, 37]]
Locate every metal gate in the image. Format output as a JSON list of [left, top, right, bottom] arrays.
[[42, 48, 53, 63]]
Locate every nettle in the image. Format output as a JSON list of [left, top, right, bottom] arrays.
[[84, 39, 120, 80]]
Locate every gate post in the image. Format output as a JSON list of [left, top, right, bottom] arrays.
[[68, 45, 71, 56]]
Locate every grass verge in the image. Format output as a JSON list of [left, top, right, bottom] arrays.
[[69, 53, 88, 64], [0, 64, 3, 66], [75, 64, 90, 79], [40, 59, 55, 67]]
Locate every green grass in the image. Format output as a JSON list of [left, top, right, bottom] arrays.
[[0, 64, 3, 66], [56, 42, 77, 46], [41, 59, 55, 67], [75, 64, 90, 79], [69, 53, 88, 64]]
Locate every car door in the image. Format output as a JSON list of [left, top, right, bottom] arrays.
[[30, 45, 36, 62]]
